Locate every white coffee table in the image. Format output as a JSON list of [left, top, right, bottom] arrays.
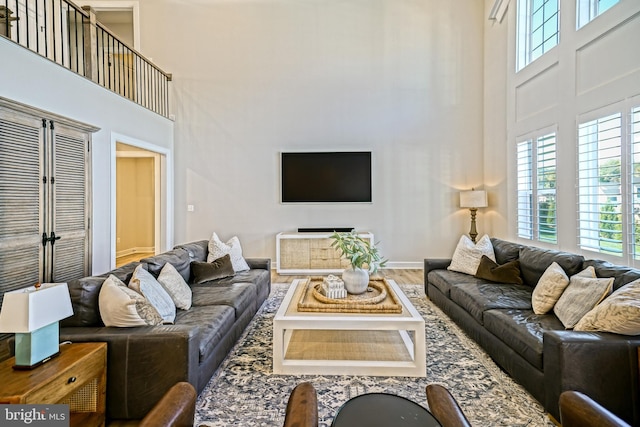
[[273, 278, 426, 377]]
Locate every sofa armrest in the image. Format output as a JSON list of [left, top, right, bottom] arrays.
[[60, 325, 200, 420], [246, 257, 271, 271], [423, 259, 451, 293], [543, 330, 640, 425]]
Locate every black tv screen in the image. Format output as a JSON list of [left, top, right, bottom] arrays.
[[281, 152, 372, 203]]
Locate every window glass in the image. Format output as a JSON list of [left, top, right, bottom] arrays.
[[517, 0, 559, 71], [577, 0, 619, 29]]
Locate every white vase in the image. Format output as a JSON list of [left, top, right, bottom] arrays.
[[342, 267, 370, 295]]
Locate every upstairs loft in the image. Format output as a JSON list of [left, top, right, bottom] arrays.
[[0, 0, 171, 118]]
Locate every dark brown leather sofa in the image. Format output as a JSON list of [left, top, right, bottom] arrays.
[[59, 240, 271, 422], [424, 238, 640, 426]]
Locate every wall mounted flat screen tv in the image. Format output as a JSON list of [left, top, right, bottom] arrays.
[[281, 151, 372, 203]]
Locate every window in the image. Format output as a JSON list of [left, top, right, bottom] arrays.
[[577, 113, 623, 255], [517, 132, 557, 243], [517, 0, 559, 71], [630, 107, 640, 258], [577, 0, 619, 29]]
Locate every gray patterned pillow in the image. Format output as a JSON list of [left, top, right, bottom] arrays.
[[447, 234, 495, 276], [98, 274, 163, 327], [129, 265, 176, 323], [207, 232, 250, 272], [553, 275, 613, 328], [157, 262, 192, 310], [574, 279, 640, 335], [532, 265, 595, 315]]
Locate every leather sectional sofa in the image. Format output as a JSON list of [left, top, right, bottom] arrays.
[[424, 238, 640, 425], [59, 240, 271, 421]]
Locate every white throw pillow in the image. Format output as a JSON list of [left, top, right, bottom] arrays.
[[99, 274, 163, 327], [129, 265, 176, 323], [157, 262, 192, 310], [531, 264, 595, 315], [207, 232, 250, 272], [553, 275, 613, 329], [575, 279, 640, 335], [447, 234, 495, 276]]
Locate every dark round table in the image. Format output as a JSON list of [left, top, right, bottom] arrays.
[[331, 393, 442, 427]]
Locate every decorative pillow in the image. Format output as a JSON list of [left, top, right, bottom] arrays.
[[531, 262, 569, 315], [574, 279, 640, 335], [207, 232, 250, 272], [553, 275, 614, 329], [98, 274, 163, 327], [191, 254, 235, 284], [157, 262, 192, 310], [447, 234, 495, 276], [474, 255, 523, 285], [532, 265, 597, 315], [129, 265, 176, 324]]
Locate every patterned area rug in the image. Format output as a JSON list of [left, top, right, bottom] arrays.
[[195, 283, 554, 427]]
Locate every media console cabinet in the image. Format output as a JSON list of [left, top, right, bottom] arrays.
[[276, 231, 374, 274]]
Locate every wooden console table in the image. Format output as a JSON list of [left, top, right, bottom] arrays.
[[276, 231, 373, 274], [0, 342, 107, 427]]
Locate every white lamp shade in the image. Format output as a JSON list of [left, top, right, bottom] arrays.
[[459, 190, 488, 208], [0, 283, 73, 333]]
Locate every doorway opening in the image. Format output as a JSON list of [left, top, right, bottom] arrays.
[[113, 139, 167, 268]]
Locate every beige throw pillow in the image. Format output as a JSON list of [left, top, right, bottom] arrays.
[[207, 232, 250, 272], [447, 234, 495, 276], [553, 274, 613, 329], [129, 265, 176, 324], [157, 262, 192, 310], [532, 264, 595, 315], [98, 274, 163, 327], [574, 279, 640, 335]]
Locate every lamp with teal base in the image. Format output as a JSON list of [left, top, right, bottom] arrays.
[[0, 283, 73, 370]]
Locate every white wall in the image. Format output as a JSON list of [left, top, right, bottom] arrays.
[[0, 37, 174, 275], [484, 0, 640, 262], [138, 0, 486, 265]]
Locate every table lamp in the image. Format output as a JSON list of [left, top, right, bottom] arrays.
[[459, 189, 488, 243], [0, 283, 73, 369]]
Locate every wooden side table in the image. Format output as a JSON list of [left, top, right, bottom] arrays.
[[0, 342, 107, 427]]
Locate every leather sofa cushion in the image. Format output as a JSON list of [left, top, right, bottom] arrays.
[[61, 276, 107, 327], [484, 309, 564, 369], [583, 259, 640, 292], [491, 238, 524, 265], [191, 283, 256, 318], [212, 269, 270, 296], [450, 282, 533, 324], [141, 248, 191, 282], [174, 305, 235, 362], [519, 246, 584, 288], [428, 270, 487, 298], [175, 240, 208, 263]]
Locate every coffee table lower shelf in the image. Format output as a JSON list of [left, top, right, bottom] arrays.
[[273, 279, 426, 377]]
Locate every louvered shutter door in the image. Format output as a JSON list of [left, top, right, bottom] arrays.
[[49, 122, 90, 283], [0, 109, 44, 314]]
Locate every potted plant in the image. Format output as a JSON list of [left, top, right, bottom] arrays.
[[330, 231, 387, 294]]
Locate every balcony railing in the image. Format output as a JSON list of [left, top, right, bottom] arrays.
[[1, 0, 171, 118]]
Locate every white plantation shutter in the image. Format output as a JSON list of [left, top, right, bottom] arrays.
[[630, 107, 640, 259], [577, 113, 623, 255], [517, 140, 533, 239]]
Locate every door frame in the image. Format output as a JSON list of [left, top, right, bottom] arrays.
[[110, 132, 173, 268], [79, 0, 140, 50]]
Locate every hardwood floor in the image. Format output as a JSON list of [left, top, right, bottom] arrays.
[[115, 252, 155, 267], [271, 268, 424, 285]]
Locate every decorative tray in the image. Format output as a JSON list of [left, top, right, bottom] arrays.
[[297, 277, 403, 313]]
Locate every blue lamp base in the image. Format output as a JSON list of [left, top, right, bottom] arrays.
[[13, 322, 61, 370]]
